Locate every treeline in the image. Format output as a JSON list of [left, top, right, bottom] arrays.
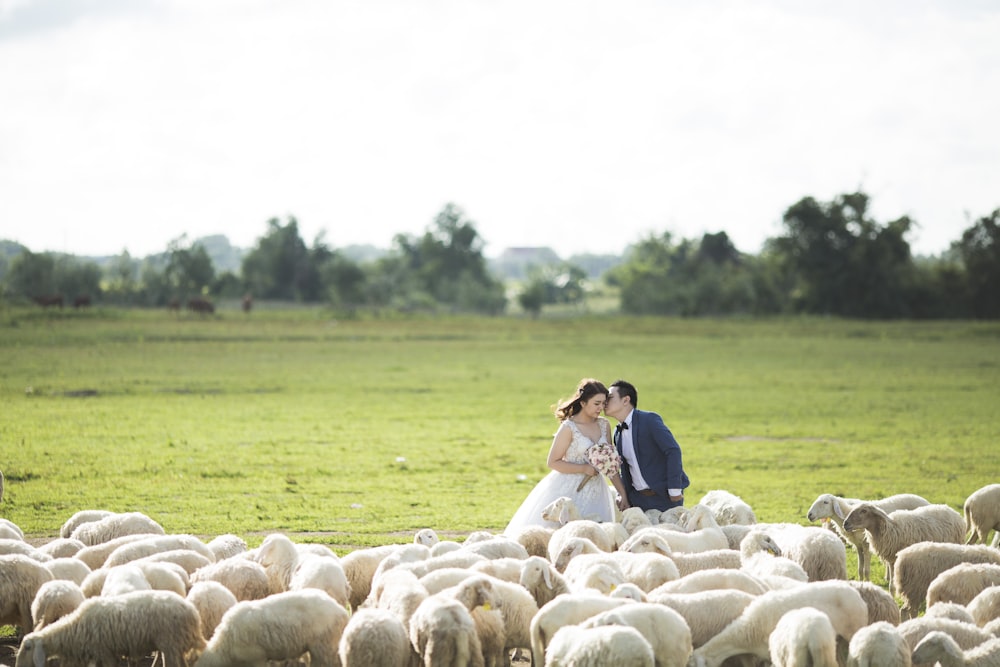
[[1, 193, 998, 319]]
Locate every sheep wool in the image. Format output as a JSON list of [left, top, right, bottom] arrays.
[[912, 630, 1000, 667], [0, 553, 54, 632], [846, 621, 911, 667], [195, 588, 349, 667], [16, 589, 204, 667], [545, 624, 655, 667], [768, 606, 838, 667], [964, 483, 1000, 546], [338, 607, 414, 667]]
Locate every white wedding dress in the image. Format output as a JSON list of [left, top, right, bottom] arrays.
[[503, 417, 618, 535]]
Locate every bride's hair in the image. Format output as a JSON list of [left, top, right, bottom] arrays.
[[554, 378, 608, 420]]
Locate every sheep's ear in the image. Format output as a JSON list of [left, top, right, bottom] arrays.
[[558, 505, 571, 525], [833, 501, 847, 520], [542, 564, 553, 589], [33, 641, 46, 667]]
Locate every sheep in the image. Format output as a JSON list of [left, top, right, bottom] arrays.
[[750, 522, 848, 582], [647, 589, 755, 649], [848, 580, 902, 625], [68, 511, 165, 546], [338, 607, 416, 667], [103, 534, 215, 568], [969, 586, 1000, 627], [687, 581, 868, 667], [530, 593, 631, 661], [0, 539, 49, 562], [546, 520, 614, 562], [610, 582, 649, 602], [557, 540, 680, 592], [415, 528, 441, 547], [205, 533, 248, 561], [898, 616, 994, 664], [580, 601, 693, 667], [651, 568, 768, 596], [16, 589, 205, 667], [186, 580, 237, 641], [768, 606, 839, 667], [74, 533, 161, 569], [188, 556, 270, 601], [698, 490, 757, 526], [250, 532, 303, 594], [132, 548, 213, 575], [843, 502, 966, 589], [620, 530, 742, 576], [369, 543, 434, 587], [721, 524, 753, 550], [965, 484, 1000, 547], [0, 553, 54, 632], [621, 507, 654, 535], [0, 519, 24, 541], [912, 630, 1000, 667], [438, 576, 507, 667], [739, 529, 809, 583], [631, 519, 728, 555], [37, 537, 85, 559], [101, 564, 152, 596], [135, 560, 189, 596], [58, 509, 115, 538], [552, 536, 605, 572], [30, 579, 85, 631], [893, 542, 1000, 620], [545, 624, 655, 666], [408, 594, 485, 667], [470, 556, 525, 583], [519, 555, 571, 608], [929, 563, 1000, 608], [926, 602, 977, 624], [368, 568, 430, 629], [44, 557, 92, 585], [461, 536, 530, 561], [568, 561, 626, 595], [289, 554, 351, 609], [806, 492, 930, 580], [508, 525, 553, 559], [847, 620, 911, 667], [195, 588, 349, 667], [340, 544, 400, 610], [420, 567, 479, 595]]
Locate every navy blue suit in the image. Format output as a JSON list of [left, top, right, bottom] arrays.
[[616, 408, 689, 512]]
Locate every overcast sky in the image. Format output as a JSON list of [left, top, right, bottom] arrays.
[[2, 0, 998, 260]]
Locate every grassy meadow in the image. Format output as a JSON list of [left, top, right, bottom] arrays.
[[2, 305, 999, 578]]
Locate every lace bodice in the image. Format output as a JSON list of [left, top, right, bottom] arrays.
[[563, 418, 610, 464]]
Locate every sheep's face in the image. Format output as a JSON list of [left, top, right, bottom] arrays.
[[807, 495, 834, 522], [843, 505, 877, 532]]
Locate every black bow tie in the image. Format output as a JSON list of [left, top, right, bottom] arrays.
[[615, 422, 628, 435]]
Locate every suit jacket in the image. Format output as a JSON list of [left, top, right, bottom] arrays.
[[617, 408, 689, 496]]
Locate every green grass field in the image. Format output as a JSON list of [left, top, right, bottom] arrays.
[[2, 305, 999, 573]]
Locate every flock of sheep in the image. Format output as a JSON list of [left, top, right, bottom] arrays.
[[1, 481, 1000, 666]]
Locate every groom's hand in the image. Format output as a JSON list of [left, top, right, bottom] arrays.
[[669, 493, 683, 503]]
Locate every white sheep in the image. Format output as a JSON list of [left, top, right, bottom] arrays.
[[16, 589, 205, 667], [205, 533, 248, 561], [288, 554, 351, 609], [620, 530, 742, 576], [631, 520, 728, 555], [580, 601, 693, 667], [621, 507, 653, 535], [567, 561, 626, 595], [969, 586, 1000, 627], [74, 533, 160, 569], [912, 630, 1000, 667], [698, 489, 757, 526], [610, 582, 649, 602], [340, 544, 400, 610], [519, 555, 571, 608], [101, 564, 152, 596], [195, 588, 349, 667], [929, 563, 1000, 608], [36, 538, 85, 559], [409, 594, 485, 667], [0, 553, 54, 632], [545, 624, 655, 666], [847, 620, 911, 667], [0, 539, 49, 562], [415, 528, 441, 547], [419, 567, 478, 595], [470, 556, 525, 583], [843, 502, 966, 589], [651, 568, 768, 597], [508, 525, 553, 559], [132, 548, 213, 575], [893, 542, 1000, 620], [30, 579, 85, 631], [68, 511, 165, 546], [749, 522, 848, 582], [898, 616, 994, 665], [58, 509, 115, 539], [250, 532, 303, 594], [768, 606, 839, 667], [557, 539, 680, 592], [848, 579, 902, 625], [43, 557, 92, 585], [546, 520, 614, 562], [965, 484, 1000, 547], [438, 576, 506, 667], [189, 555, 270, 601], [103, 534, 215, 568], [721, 524, 753, 550], [136, 560, 189, 596], [186, 580, 237, 641], [739, 529, 809, 583], [338, 607, 416, 667], [530, 593, 631, 660], [368, 567, 430, 629], [806, 492, 930, 580], [687, 581, 868, 667], [461, 535, 530, 561], [926, 602, 977, 624], [648, 589, 755, 649]]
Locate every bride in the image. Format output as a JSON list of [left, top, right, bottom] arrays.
[[504, 378, 630, 535]]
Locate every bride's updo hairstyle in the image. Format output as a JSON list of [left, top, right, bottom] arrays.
[[554, 378, 608, 421]]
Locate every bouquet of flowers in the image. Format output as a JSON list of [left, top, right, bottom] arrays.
[[577, 442, 623, 491]]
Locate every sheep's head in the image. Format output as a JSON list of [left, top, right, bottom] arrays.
[[554, 538, 595, 572], [413, 528, 439, 547], [740, 530, 781, 558], [806, 494, 836, 522], [621, 531, 672, 556], [520, 556, 554, 590], [843, 503, 888, 532]]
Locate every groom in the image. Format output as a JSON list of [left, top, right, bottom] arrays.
[[605, 379, 689, 512]]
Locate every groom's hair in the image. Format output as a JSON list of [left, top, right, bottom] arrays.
[[610, 379, 638, 408]]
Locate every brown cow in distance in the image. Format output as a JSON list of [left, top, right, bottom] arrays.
[[242, 293, 253, 314], [188, 297, 215, 314], [73, 295, 92, 308], [33, 294, 64, 308], [168, 297, 181, 312]]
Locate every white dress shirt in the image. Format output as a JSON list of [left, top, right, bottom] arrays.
[[619, 409, 682, 497]]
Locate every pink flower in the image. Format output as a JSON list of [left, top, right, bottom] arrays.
[[577, 442, 622, 491]]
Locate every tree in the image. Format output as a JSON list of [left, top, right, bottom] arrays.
[[242, 217, 312, 301], [953, 209, 1000, 318], [392, 203, 506, 313], [164, 236, 216, 300], [4, 250, 57, 300]]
